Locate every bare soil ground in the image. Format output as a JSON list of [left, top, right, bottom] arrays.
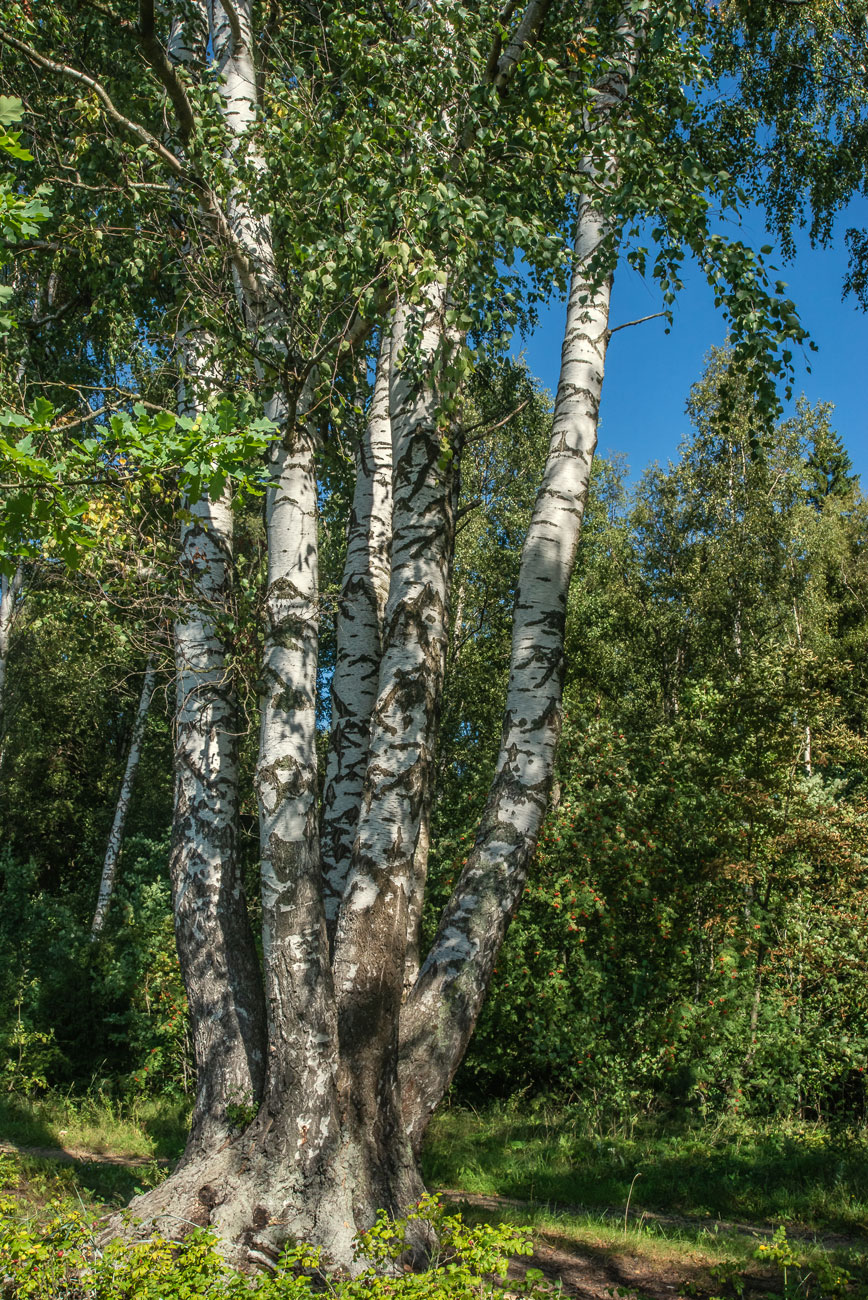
[[0, 1139, 168, 1167]]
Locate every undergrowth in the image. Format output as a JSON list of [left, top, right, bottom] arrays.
[[0, 1194, 552, 1300]]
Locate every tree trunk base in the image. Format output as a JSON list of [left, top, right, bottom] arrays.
[[104, 1126, 428, 1274]]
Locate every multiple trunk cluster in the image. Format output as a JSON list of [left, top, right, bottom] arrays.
[[83, 0, 646, 1270]]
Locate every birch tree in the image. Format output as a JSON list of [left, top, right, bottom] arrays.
[[1, 0, 814, 1268], [0, 565, 23, 764], [91, 657, 156, 937]]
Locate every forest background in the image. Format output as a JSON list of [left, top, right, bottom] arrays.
[[0, 0, 867, 1290]]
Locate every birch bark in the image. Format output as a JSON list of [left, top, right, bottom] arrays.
[[321, 333, 393, 937], [397, 7, 645, 1143], [399, 193, 614, 1150], [115, 0, 647, 1266], [0, 564, 23, 750], [207, 0, 342, 1149], [91, 659, 157, 938], [170, 329, 267, 1162], [328, 288, 454, 1215]]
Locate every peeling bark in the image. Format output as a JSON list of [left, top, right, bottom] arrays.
[[91, 659, 157, 938], [321, 333, 393, 938]]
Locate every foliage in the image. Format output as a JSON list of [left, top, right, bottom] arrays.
[[0, 1195, 552, 1299], [0, 838, 187, 1097], [0, 399, 274, 574], [447, 355, 868, 1124], [0, 96, 51, 335]]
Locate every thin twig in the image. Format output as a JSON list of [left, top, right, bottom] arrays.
[[607, 310, 667, 337]]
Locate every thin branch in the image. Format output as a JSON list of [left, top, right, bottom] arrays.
[[455, 495, 483, 523], [494, 0, 552, 94], [77, 0, 128, 21], [462, 398, 530, 439], [0, 31, 185, 178], [257, 0, 282, 103], [483, 0, 522, 84], [607, 310, 667, 337], [2, 27, 270, 307], [138, 0, 197, 142], [219, 0, 246, 54]]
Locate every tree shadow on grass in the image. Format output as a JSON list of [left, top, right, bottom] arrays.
[[424, 1110, 868, 1237]]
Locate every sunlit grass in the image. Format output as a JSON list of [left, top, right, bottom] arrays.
[[422, 1098, 868, 1237], [3, 1089, 868, 1292], [0, 1088, 188, 1161]]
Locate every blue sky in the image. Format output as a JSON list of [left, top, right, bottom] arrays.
[[517, 199, 868, 487]]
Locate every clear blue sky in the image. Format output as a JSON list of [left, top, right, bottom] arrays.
[[517, 199, 868, 487]]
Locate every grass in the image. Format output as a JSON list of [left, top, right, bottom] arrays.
[[0, 1088, 188, 1162], [422, 1099, 868, 1238], [2, 1090, 868, 1294], [0, 1149, 166, 1213]]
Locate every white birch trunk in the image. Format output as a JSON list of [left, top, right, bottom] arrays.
[[253, 410, 340, 1136], [396, 5, 645, 1153], [91, 659, 157, 938], [170, 328, 267, 1161], [120, 0, 565, 1264], [330, 288, 454, 1212], [399, 194, 616, 1151], [0, 564, 23, 750], [208, 0, 341, 1138], [321, 333, 393, 935]]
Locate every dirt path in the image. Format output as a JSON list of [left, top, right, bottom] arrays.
[[0, 1140, 169, 1167]]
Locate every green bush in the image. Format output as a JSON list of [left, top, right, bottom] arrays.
[[0, 1194, 552, 1299], [0, 838, 191, 1099]]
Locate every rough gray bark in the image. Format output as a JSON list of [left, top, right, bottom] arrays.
[[321, 332, 393, 937], [91, 659, 157, 938]]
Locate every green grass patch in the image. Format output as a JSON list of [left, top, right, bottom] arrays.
[[0, 1088, 188, 1161], [0, 1148, 167, 1215], [422, 1100, 868, 1238]]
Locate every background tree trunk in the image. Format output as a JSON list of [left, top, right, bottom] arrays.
[[91, 658, 157, 937], [0, 564, 24, 756]]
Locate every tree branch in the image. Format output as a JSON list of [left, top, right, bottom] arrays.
[[138, 0, 197, 143], [0, 31, 271, 307], [607, 310, 667, 336], [494, 0, 552, 94], [257, 0, 282, 103], [219, 0, 246, 54], [0, 31, 185, 178], [483, 0, 522, 84]]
